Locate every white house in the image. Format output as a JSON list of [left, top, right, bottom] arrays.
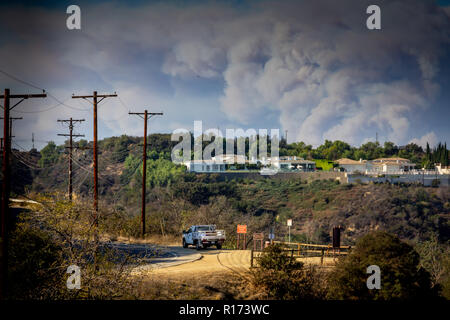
[[436, 164, 450, 174], [182, 160, 226, 173], [212, 154, 247, 164], [270, 156, 316, 171], [335, 158, 367, 173], [370, 157, 415, 173], [336, 157, 415, 174]]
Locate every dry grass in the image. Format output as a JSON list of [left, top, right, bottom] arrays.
[[135, 271, 254, 300], [103, 234, 181, 246]]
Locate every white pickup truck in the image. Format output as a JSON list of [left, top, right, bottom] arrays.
[[182, 225, 226, 250]]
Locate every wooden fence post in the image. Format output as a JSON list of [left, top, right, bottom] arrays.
[[244, 234, 247, 250]]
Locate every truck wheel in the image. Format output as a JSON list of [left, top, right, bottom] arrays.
[[202, 243, 208, 249], [196, 241, 201, 250], [182, 238, 188, 248], [216, 244, 222, 250]]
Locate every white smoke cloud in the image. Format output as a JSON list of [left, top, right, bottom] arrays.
[[409, 132, 439, 149]]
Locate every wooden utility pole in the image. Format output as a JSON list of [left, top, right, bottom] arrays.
[[72, 92, 116, 228], [57, 118, 85, 201], [129, 110, 163, 237], [0, 88, 46, 299]]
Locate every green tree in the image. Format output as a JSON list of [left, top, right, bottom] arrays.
[[383, 141, 398, 157], [327, 231, 437, 300], [354, 141, 384, 160], [38, 141, 61, 168], [398, 143, 424, 164], [316, 140, 352, 160], [144, 158, 186, 188]]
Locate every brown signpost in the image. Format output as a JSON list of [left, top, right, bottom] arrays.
[[253, 232, 264, 251], [332, 225, 342, 255], [236, 224, 247, 250], [332, 226, 341, 247]]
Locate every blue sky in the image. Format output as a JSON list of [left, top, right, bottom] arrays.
[[0, 0, 449, 150]]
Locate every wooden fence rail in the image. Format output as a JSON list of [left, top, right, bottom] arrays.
[[272, 241, 351, 256], [250, 241, 352, 267]]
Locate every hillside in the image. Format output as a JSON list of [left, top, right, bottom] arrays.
[[8, 134, 450, 246]]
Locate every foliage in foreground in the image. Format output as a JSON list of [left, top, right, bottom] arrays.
[[416, 235, 450, 299], [250, 244, 325, 300], [327, 231, 439, 300], [7, 197, 145, 300]]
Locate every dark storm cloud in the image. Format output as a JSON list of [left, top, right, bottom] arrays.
[[0, 0, 449, 149]]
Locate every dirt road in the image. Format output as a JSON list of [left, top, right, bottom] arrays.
[[129, 246, 339, 299], [132, 247, 251, 279], [132, 246, 337, 280]]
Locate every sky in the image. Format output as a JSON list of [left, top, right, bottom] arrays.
[[0, 0, 449, 151]]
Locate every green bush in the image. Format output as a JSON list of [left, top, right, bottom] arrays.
[[327, 231, 438, 300], [250, 244, 324, 299], [8, 223, 65, 299]]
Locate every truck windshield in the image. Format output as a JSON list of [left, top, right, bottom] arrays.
[[197, 226, 214, 231]]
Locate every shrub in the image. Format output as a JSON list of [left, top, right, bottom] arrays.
[[8, 197, 145, 299], [8, 223, 66, 299], [327, 231, 438, 300], [250, 244, 324, 299], [416, 235, 450, 299], [432, 179, 441, 188]]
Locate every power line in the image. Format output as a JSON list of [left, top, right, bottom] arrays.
[[11, 150, 46, 170], [0, 117, 22, 151], [0, 69, 92, 112], [75, 168, 91, 191], [0, 69, 44, 92], [12, 142, 62, 170], [10, 97, 71, 114], [47, 93, 91, 112], [117, 95, 130, 112], [11, 153, 40, 170]]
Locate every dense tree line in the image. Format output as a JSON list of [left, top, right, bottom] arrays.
[[37, 134, 449, 170], [425, 142, 449, 168]]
